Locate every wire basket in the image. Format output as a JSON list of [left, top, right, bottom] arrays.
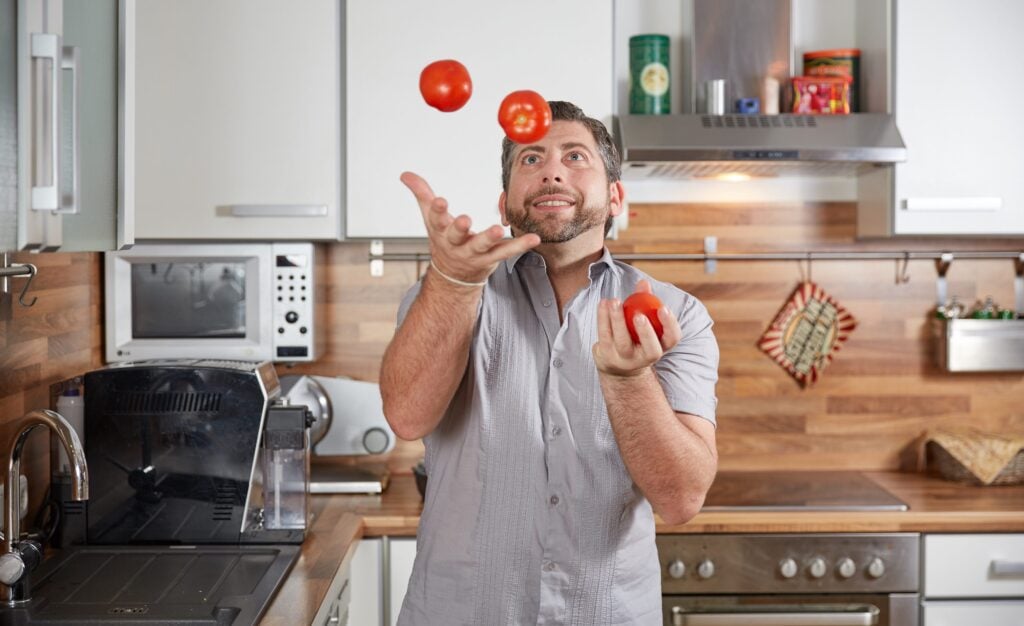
[[927, 441, 1024, 486]]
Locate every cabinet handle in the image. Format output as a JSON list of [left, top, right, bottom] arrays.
[[227, 204, 328, 217], [30, 33, 60, 212], [56, 46, 80, 215], [992, 559, 1024, 576], [902, 197, 1002, 211]]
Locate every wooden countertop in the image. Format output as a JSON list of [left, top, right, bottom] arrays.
[[262, 470, 1024, 623]]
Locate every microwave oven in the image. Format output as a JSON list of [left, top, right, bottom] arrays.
[[105, 243, 320, 362]]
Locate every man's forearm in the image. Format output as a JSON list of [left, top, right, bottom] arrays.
[[599, 368, 717, 524], [380, 271, 483, 440]]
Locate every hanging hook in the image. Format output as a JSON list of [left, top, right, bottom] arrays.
[[799, 252, 812, 284], [17, 263, 38, 307], [895, 252, 911, 285]]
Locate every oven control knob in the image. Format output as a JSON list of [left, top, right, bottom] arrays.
[[837, 557, 857, 579], [867, 557, 886, 579], [697, 559, 715, 579], [778, 558, 798, 579], [668, 559, 686, 579], [808, 556, 827, 579]]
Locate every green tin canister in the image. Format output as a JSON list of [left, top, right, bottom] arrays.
[[629, 34, 670, 114]]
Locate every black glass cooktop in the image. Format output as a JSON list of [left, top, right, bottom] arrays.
[[702, 471, 909, 512]]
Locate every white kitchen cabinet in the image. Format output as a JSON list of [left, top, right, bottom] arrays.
[[344, 0, 613, 239], [347, 537, 416, 626], [388, 537, 416, 626], [310, 541, 355, 626], [922, 533, 1024, 626], [2, 0, 132, 252], [349, 538, 383, 626], [859, 0, 1024, 237], [131, 0, 341, 241]]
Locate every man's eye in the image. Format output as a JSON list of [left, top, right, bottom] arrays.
[[523, 154, 540, 165], [567, 152, 585, 161]]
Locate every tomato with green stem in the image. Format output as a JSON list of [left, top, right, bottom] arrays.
[[497, 90, 551, 144]]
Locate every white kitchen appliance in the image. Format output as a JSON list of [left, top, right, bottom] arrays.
[[105, 242, 320, 363], [280, 374, 396, 494]]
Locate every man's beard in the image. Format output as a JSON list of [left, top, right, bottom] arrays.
[[506, 185, 610, 243]]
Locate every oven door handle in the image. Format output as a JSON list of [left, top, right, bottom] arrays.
[[671, 603, 880, 626]]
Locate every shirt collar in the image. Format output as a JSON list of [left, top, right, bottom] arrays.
[[504, 246, 617, 278]]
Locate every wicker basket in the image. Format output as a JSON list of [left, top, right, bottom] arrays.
[[927, 440, 1024, 486]]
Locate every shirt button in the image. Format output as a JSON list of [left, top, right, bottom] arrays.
[[550, 495, 559, 506], [552, 358, 563, 369], [552, 426, 562, 437], [542, 299, 553, 307]]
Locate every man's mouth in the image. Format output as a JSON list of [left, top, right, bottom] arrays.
[[530, 194, 577, 212]]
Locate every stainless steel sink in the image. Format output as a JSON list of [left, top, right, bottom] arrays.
[[0, 544, 298, 625]]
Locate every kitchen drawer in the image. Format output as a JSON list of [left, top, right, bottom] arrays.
[[923, 600, 1024, 626], [924, 534, 1024, 598]]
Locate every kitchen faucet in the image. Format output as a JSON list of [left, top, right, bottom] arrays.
[[0, 410, 88, 606]]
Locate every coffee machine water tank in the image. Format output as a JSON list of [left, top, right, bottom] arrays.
[[279, 375, 396, 457]]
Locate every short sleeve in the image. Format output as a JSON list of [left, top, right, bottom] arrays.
[[654, 294, 719, 426]]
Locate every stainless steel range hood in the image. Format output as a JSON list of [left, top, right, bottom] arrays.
[[616, 0, 907, 180], [616, 113, 907, 179]]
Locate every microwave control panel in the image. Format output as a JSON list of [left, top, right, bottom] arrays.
[[272, 243, 317, 362]]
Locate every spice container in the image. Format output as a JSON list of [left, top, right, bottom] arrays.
[[629, 34, 670, 114], [803, 48, 861, 112]]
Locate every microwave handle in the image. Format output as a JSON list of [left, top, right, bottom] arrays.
[[227, 204, 328, 217], [671, 603, 879, 626]]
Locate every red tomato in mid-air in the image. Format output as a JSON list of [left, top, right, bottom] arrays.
[[497, 90, 552, 144], [622, 292, 665, 344], [419, 60, 472, 112]]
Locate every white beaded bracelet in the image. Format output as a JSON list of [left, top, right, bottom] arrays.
[[430, 259, 487, 288]]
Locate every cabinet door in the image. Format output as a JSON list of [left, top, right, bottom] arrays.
[[133, 0, 341, 241], [893, 0, 1024, 235], [388, 537, 416, 626], [9, 0, 64, 250], [349, 538, 383, 626], [59, 0, 128, 251], [345, 0, 613, 239], [923, 600, 1024, 626], [924, 534, 1024, 598]]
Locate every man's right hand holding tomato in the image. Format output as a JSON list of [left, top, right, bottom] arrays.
[[399, 171, 540, 287]]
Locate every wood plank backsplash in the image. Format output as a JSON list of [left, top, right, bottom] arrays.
[[0, 252, 104, 514], [285, 200, 1024, 473], [2, 200, 1022, 505]]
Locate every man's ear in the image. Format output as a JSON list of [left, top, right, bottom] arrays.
[[608, 180, 626, 217], [498, 191, 510, 226]]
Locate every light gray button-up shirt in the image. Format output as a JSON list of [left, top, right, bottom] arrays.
[[396, 248, 718, 626]]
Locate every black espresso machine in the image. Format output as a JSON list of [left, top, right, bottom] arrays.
[[32, 360, 312, 625]]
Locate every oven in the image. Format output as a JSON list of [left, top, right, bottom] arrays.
[[658, 534, 920, 626]]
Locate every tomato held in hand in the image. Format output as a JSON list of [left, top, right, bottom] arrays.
[[622, 292, 665, 344], [419, 60, 472, 112], [497, 90, 552, 144]]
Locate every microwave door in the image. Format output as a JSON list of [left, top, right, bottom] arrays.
[[105, 244, 274, 362]]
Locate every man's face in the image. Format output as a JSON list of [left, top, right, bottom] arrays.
[[499, 121, 622, 243]]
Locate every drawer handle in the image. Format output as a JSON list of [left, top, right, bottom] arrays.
[[226, 204, 328, 217], [992, 559, 1024, 577], [902, 197, 1002, 211]]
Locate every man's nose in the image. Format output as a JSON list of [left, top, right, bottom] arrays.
[[540, 161, 565, 184]]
